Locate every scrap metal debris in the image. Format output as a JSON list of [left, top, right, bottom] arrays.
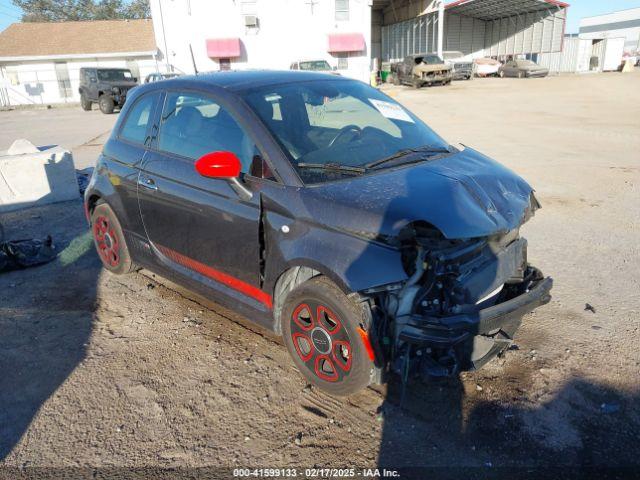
[[0, 234, 57, 273], [585, 303, 596, 313]]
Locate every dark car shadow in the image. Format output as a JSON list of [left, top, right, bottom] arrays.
[[376, 375, 640, 477], [0, 200, 98, 461]]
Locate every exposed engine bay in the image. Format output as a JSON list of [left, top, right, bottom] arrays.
[[363, 213, 553, 385]]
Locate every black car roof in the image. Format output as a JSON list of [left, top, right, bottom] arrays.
[[133, 70, 347, 95]]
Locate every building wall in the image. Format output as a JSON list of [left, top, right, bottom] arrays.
[[0, 56, 157, 107], [579, 7, 640, 52], [150, 0, 372, 82]]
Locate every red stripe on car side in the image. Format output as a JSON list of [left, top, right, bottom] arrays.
[[156, 244, 273, 309]]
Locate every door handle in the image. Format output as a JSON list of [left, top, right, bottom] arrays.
[[138, 176, 158, 191]]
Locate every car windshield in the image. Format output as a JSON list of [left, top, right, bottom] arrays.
[[97, 69, 133, 81], [416, 55, 443, 65], [241, 79, 451, 184], [298, 61, 332, 71]]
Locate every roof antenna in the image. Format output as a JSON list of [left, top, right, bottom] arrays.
[[189, 44, 199, 75]]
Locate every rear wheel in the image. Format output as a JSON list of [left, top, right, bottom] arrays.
[[98, 95, 115, 114], [282, 276, 373, 396], [80, 93, 92, 111], [90, 203, 135, 274]]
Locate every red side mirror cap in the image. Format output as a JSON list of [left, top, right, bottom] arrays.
[[195, 151, 241, 179]]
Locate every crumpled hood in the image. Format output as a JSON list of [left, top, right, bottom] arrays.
[[301, 147, 537, 240]]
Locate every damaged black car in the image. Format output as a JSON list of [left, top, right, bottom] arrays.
[[85, 71, 552, 396]]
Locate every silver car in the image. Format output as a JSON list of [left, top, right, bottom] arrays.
[[499, 59, 549, 78]]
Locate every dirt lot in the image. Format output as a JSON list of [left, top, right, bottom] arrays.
[[1, 73, 639, 475]]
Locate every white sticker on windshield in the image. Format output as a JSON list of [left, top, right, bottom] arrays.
[[369, 99, 414, 123]]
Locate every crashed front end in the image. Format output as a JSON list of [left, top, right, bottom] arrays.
[[364, 195, 552, 381]]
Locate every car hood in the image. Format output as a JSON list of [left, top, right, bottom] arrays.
[[300, 147, 537, 241]]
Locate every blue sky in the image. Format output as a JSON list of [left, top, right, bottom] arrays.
[[1, 0, 640, 33]]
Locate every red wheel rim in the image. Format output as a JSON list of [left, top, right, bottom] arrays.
[[93, 215, 120, 267], [290, 300, 353, 383]]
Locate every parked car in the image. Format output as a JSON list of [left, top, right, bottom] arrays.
[[85, 71, 552, 396], [290, 60, 337, 73], [144, 72, 181, 83], [390, 54, 452, 88], [499, 59, 549, 78], [442, 51, 474, 80], [474, 57, 501, 77], [79, 67, 139, 114]]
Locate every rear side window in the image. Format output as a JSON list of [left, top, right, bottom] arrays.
[[119, 94, 155, 144], [157, 92, 257, 173]]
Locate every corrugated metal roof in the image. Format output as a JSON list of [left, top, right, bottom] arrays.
[[0, 19, 156, 59], [446, 0, 569, 21]]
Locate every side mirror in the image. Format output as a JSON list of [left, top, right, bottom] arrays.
[[195, 151, 241, 178], [195, 151, 252, 200]]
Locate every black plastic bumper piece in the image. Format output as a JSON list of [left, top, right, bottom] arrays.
[[399, 268, 553, 372]]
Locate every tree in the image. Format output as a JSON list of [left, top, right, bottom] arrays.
[[12, 0, 150, 22]]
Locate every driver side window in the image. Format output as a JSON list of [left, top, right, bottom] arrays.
[[157, 92, 257, 174]]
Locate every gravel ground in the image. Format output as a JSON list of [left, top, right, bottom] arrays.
[[1, 72, 638, 476]]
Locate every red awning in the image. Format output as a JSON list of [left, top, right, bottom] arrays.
[[327, 33, 365, 53], [206, 38, 241, 58]]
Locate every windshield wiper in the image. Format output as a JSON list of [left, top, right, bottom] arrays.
[[297, 163, 366, 174], [365, 145, 452, 170]]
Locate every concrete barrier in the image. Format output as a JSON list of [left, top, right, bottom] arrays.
[[0, 139, 78, 213]]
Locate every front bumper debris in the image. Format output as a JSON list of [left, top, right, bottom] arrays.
[[397, 267, 552, 377]]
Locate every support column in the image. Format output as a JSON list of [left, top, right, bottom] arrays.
[[437, 0, 444, 57]]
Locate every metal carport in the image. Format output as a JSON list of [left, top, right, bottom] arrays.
[[379, 0, 569, 62], [445, 0, 569, 57]]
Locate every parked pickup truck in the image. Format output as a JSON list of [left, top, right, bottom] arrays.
[[390, 54, 452, 88], [79, 67, 139, 114], [442, 51, 474, 80]]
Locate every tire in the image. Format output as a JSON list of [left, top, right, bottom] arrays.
[[98, 95, 115, 114], [392, 74, 400, 86], [80, 93, 92, 111], [90, 203, 135, 274], [281, 276, 373, 396], [517, 71, 524, 79], [499, 70, 505, 78], [411, 78, 421, 89]]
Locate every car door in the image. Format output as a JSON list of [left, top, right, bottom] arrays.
[[104, 90, 162, 236], [505, 61, 518, 77], [138, 89, 264, 299]]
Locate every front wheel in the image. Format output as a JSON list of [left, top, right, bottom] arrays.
[[499, 70, 505, 78], [282, 276, 373, 396], [98, 95, 115, 114]]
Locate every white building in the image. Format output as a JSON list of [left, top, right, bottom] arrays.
[[579, 7, 640, 53], [150, 0, 569, 82], [150, 0, 374, 82], [0, 19, 158, 107]]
